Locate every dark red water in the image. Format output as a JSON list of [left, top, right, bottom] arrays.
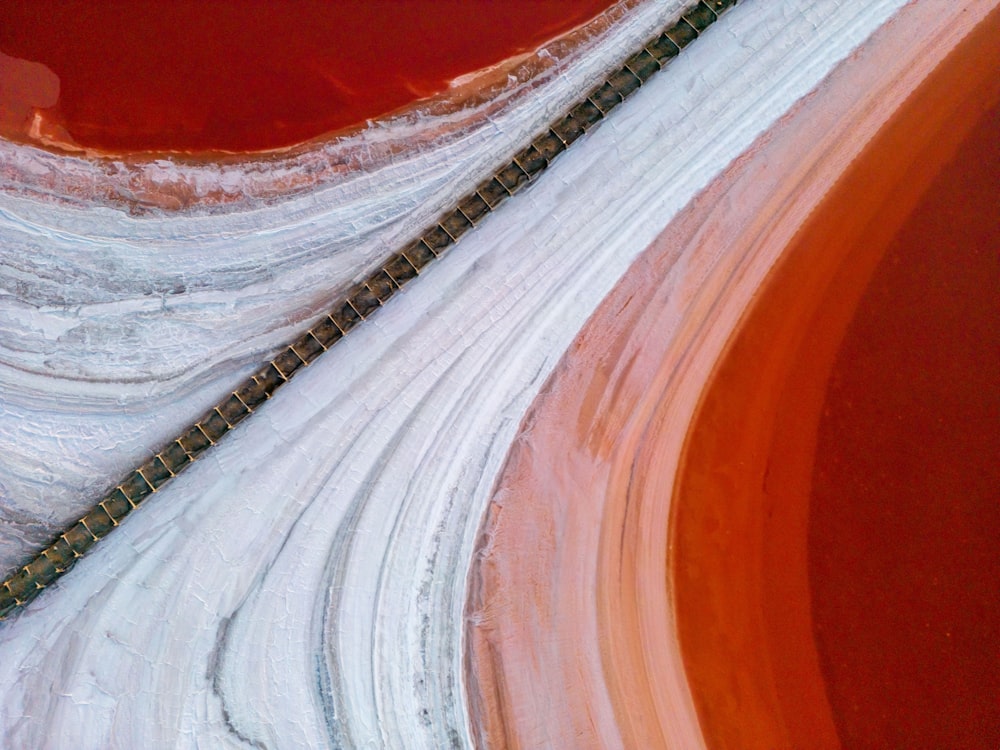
[[808, 84, 1000, 750], [0, 1, 614, 154]]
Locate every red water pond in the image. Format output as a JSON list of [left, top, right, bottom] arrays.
[[0, 1, 614, 154], [806, 66, 1000, 750], [672, 8, 1000, 749]]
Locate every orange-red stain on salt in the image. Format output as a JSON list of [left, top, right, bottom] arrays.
[[0, 0, 614, 154], [464, 2, 1000, 748]]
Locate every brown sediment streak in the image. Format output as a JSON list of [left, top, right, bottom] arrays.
[[463, 2, 1000, 747], [0, 1, 735, 621]]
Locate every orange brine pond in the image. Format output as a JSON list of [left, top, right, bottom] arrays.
[[0, 0, 614, 154], [671, 9, 1000, 750]]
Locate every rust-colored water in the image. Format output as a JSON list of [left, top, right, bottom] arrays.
[[0, 1, 613, 154], [672, 8, 1000, 749]]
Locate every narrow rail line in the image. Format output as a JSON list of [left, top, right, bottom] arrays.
[[0, 0, 738, 620]]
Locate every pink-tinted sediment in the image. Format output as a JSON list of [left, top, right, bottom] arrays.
[[463, 2, 1000, 747]]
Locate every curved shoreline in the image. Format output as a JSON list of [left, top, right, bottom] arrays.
[[463, 2, 997, 746]]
